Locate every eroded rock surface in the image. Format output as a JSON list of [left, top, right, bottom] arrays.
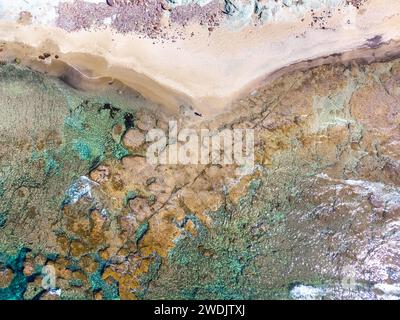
[[1, 53, 400, 299]]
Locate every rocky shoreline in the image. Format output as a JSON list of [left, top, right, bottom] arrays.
[[1, 0, 399, 116], [1, 0, 400, 300]]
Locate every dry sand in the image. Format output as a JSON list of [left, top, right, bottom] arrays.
[[1, 0, 400, 118]]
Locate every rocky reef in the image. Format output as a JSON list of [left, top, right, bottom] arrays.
[[1, 0, 400, 300]]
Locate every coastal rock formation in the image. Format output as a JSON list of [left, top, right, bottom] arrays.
[[1, 54, 400, 299], [0, 0, 400, 300]]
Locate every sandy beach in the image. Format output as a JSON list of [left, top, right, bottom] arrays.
[[1, 1, 400, 117]]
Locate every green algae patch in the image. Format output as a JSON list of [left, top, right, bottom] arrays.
[[0, 179, 4, 198], [89, 261, 120, 300], [31, 150, 60, 176], [72, 140, 93, 161], [62, 100, 132, 167], [0, 248, 30, 300], [69, 279, 84, 288], [135, 221, 149, 244], [124, 190, 138, 207], [0, 213, 6, 228]]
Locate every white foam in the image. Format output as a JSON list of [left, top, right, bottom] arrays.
[[290, 285, 325, 300]]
